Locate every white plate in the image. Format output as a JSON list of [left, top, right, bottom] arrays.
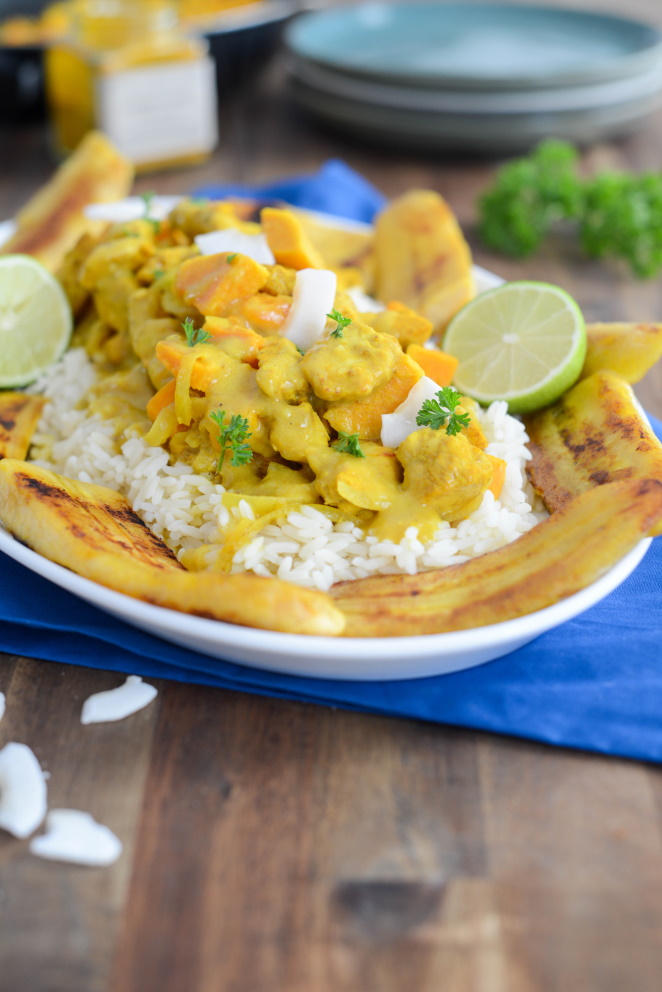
[[0, 202, 650, 680]]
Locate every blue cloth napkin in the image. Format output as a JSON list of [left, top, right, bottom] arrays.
[[1, 161, 661, 763]]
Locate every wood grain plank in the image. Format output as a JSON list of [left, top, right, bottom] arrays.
[[0, 657, 160, 992]]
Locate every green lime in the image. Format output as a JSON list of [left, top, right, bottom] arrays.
[[0, 255, 72, 389], [443, 281, 587, 414]]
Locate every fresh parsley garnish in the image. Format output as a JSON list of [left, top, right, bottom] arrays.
[[226, 253, 237, 263], [416, 387, 471, 437], [182, 317, 211, 346], [332, 431, 365, 458], [327, 308, 352, 338], [140, 191, 161, 233], [152, 268, 165, 280], [209, 410, 253, 473], [478, 138, 662, 277]]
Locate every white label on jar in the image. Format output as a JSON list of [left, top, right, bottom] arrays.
[[97, 57, 218, 166]]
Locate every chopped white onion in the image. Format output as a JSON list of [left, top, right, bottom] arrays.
[[281, 268, 337, 352], [0, 742, 48, 839], [30, 809, 122, 866], [84, 195, 182, 223], [0, 691, 4, 724], [81, 675, 157, 725], [346, 285, 385, 313], [380, 376, 443, 449], [194, 229, 275, 265]]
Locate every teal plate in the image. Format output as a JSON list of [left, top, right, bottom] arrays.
[[286, 2, 662, 91]]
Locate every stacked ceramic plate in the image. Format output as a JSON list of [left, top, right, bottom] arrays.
[[285, 2, 662, 153]]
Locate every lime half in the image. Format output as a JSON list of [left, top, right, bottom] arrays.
[[0, 255, 72, 389], [444, 281, 586, 414]]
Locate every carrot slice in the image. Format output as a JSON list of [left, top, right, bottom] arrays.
[[260, 207, 325, 270], [487, 454, 507, 499], [175, 252, 268, 317], [146, 379, 176, 422]]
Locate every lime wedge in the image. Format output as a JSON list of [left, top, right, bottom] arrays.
[[443, 281, 587, 414], [0, 255, 72, 389]]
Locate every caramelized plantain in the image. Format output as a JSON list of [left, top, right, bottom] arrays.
[[581, 322, 662, 384], [374, 190, 475, 335], [0, 394, 45, 460], [525, 371, 662, 536], [0, 132, 133, 272], [331, 478, 662, 637], [0, 460, 344, 637]]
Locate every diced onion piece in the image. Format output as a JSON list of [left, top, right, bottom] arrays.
[[381, 376, 443, 449], [194, 229, 275, 265], [0, 742, 48, 839], [346, 285, 385, 313], [84, 195, 181, 223], [0, 691, 4, 724], [281, 268, 337, 352], [30, 809, 123, 866], [81, 675, 157, 725]]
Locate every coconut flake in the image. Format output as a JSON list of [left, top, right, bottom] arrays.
[[0, 742, 48, 839], [0, 692, 4, 724], [381, 376, 443, 449], [346, 285, 385, 313], [29, 809, 122, 866], [84, 195, 182, 223], [81, 675, 157, 725], [194, 229, 275, 265], [281, 268, 337, 352]]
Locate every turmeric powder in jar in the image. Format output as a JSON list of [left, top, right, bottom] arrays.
[[45, 0, 218, 171]]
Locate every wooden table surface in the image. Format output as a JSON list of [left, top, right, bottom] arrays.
[[2, 2, 662, 989]]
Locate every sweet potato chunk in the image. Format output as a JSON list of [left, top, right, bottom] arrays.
[[324, 352, 423, 441], [260, 207, 326, 270], [175, 252, 269, 317]]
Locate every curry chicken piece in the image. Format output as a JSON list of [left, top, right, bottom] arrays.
[[301, 320, 401, 402]]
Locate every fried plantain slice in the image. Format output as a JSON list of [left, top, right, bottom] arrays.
[[0, 132, 133, 272], [525, 371, 662, 536], [0, 393, 45, 460], [374, 189, 475, 335], [581, 322, 662, 384], [330, 478, 662, 637], [0, 460, 344, 637]]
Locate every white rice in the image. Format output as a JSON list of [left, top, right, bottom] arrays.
[[28, 348, 547, 592]]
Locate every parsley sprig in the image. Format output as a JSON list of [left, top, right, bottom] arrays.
[[140, 191, 161, 233], [416, 387, 471, 437], [478, 139, 662, 277], [332, 431, 365, 458], [182, 317, 211, 347], [209, 410, 253, 473], [327, 308, 352, 338]]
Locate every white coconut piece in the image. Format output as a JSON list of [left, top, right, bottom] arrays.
[[281, 268, 337, 352], [381, 376, 443, 449], [194, 229, 275, 265], [0, 742, 48, 839], [81, 675, 157, 725], [29, 809, 122, 866], [346, 285, 385, 313], [0, 691, 5, 724], [84, 195, 181, 223]]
